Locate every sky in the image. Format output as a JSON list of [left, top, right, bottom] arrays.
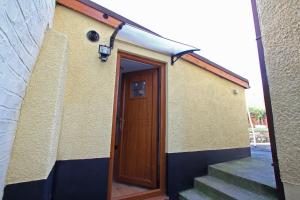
[[92, 0, 265, 108]]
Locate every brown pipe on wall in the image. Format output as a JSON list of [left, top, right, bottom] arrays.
[[250, 0, 285, 199]]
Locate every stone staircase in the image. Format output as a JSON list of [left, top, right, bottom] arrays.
[[179, 157, 278, 200]]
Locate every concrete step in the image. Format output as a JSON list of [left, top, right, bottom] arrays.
[[208, 160, 277, 198], [146, 195, 169, 200], [195, 176, 276, 200], [179, 189, 214, 200]]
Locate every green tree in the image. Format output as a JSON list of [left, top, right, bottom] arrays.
[[249, 107, 266, 121]]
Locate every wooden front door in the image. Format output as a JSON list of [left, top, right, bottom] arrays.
[[116, 68, 158, 188]]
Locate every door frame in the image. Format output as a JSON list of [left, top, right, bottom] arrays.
[[107, 51, 167, 200]]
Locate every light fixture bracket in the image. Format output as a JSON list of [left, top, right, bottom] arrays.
[[110, 22, 125, 49], [98, 23, 125, 62]]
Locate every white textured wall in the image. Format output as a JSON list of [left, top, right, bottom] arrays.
[[0, 0, 55, 198], [256, 0, 300, 199]]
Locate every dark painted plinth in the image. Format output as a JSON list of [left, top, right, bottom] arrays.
[[3, 158, 109, 200], [4, 148, 249, 200], [3, 166, 55, 200], [166, 147, 250, 200], [53, 158, 109, 200]]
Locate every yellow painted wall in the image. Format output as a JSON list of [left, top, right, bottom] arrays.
[[53, 6, 249, 161], [6, 30, 68, 184], [256, 0, 300, 199], [53, 6, 117, 160], [168, 59, 249, 153]]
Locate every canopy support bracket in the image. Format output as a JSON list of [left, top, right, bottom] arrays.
[[110, 22, 125, 49], [171, 49, 200, 65]]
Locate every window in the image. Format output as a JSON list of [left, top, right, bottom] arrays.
[[131, 81, 146, 97]]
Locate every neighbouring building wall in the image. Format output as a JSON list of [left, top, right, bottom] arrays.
[[0, 0, 55, 198], [255, 0, 300, 199]]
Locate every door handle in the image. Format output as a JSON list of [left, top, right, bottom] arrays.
[[119, 118, 125, 130]]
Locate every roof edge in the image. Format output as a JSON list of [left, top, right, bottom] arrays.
[[56, 0, 250, 89], [57, 0, 122, 28], [183, 54, 249, 88], [190, 53, 249, 83]]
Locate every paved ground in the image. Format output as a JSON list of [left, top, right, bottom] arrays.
[[249, 144, 275, 188], [251, 144, 272, 161], [212, 145, 276, 189]]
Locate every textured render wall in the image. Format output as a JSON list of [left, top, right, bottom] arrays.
[[54, 5, 249, 160], [6, 30, 68, 184], [256, 0, 300, 199], [53, 6, 117, 160], [0, 0, 55, 198], [54, 6, 168, 160], [167, 59, 249, 153]]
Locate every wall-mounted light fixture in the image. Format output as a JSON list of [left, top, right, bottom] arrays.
[[98, 45, 111, 62], [233, 89, 239, 95], [98, 23, 124, 62]]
